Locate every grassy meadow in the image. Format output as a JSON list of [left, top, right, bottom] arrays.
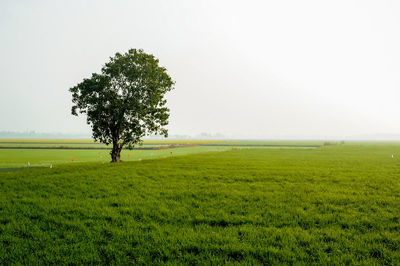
[[0, 139, 319, 170], [0, 146, 232, 170], [0, 141, 400, 264]]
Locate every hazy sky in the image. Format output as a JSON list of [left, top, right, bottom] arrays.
[[1, 0, 400, 139]]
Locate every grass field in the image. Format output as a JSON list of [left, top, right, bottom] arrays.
[[0, 139, 221, 146], [1, 142, 400, 264], [0, 146, 234, 170], [0, 139, 321, 170], [0, 138, 327, 146]]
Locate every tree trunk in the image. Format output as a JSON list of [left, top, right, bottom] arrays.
[[111, 142, 122, 162]]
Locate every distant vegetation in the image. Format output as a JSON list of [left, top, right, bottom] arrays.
[[0, 131, 89, 139], [323, 141, 345, 146]]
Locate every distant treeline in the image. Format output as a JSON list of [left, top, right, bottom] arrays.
[[0, 131, 227, 140], [0, 131, 90, 139]]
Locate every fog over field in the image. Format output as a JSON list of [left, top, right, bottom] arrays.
[[1, 0, 400, 139]]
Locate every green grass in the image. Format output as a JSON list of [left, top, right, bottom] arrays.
[[0, 139, 324, 149], [1, 144, 400, 264], [0, 139, 320, 170], [0, 139, 220, 145], [0, 146, 232, 170]]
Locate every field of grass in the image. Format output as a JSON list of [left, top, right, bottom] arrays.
[[0, 139, 321, 170], [1, 143, 400, 264], [0, 146, 233, 170], [0, 139, 220, 146], [0, 139, 324, 148]]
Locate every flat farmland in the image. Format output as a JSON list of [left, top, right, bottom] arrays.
[[0, 139, 320, 170], [0, 146, 232, 170], [1, 143, 400, 264]]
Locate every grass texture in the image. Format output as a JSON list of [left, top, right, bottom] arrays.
[[1, 144, 400, 264], [0, 146, 232, 170]]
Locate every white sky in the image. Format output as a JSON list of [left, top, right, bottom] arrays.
[[1, 0, 400, 139]]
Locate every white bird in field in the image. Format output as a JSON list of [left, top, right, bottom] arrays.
[[50, 164, 52, 169], [392, 154, 394, 158], [27, 162, 30, 167]]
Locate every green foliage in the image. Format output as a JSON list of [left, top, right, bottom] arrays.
[[69, 49, 174, 161], [1, 144, 400, 264]]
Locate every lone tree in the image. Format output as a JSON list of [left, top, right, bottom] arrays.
[[70, 49, 174, 162]]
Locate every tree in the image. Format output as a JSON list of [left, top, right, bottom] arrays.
[[70, 49, 175, 162]]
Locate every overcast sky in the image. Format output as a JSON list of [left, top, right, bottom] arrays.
[[1, 0, 400, 139]]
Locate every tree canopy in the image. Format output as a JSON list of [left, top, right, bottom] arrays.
[[70, 49, 175, 162]]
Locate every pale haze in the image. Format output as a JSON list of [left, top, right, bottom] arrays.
[[1, 0, 400, 139]]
